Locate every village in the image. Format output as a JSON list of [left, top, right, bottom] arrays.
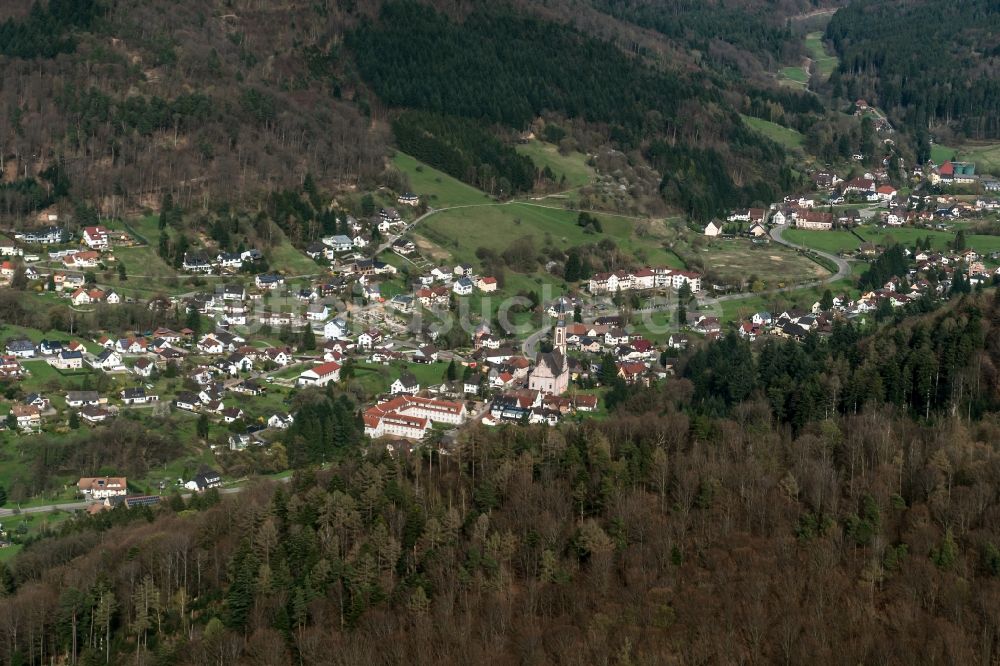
[[2, 131, 1000, 512]]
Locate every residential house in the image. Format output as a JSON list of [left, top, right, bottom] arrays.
[[78, 477, 127, 499], [50, 349, 83, 370], [190, 469, 223, 491], [306, 303, 330, 321], [66, 391, 101, 408], [412, 345, 438, 364], [132, 358, 156, 377], [221, 407, 244, 423], [296, 361, 342, 387], [90, 349, 124, 371], [6, 339, 36, 358], [174, 392, 201, 411], [324, 318, 349, 340], [452, 277, 475, 296], [121, 387, 157, 405], [267, 413, 294, 429], [10, 404, 41, 431], [255, 273, 285, 290], [390, 371, 420, 395], [82, 226, 110, 250]]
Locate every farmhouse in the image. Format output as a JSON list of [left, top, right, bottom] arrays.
[[78, 476, 127, 499], [796, 210, 834, 231], [296, 361, 342, 387]]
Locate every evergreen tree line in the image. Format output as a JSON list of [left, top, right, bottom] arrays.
[[684, 295, 989, 429], [0, 0, 101, 59], [589, 0, 796, 63], [284, 393, 364, 467]]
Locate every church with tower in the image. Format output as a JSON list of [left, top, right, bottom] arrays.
[[528, 320, 570, 395]]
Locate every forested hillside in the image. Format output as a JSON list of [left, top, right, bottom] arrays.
[[826, 0, 1000, 142], [4, 294, 1000, 663], [349, 1, 795, 218], [0, 0, 385, 217], [0, 0, 824, 223]]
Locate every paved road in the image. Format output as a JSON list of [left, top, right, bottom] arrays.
[[696, 225, 851, 309], [0, 479, 274, 518]]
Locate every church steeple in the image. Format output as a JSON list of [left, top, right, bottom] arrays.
[[555, 318, 567, 356]]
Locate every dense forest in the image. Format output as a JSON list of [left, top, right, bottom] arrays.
[[4, 294, 1000, 663], [588, 0, 798, 67], [0, 0, 385, 218], [826, 0, 1000, 141]]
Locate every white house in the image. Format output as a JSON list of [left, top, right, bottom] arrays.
[[198, 337, 225, 355], [78, 476, 127, 500], [255, 273, 284, 290], [121, 387, 158, 405], [50, 350, 84, 370], [306, 303, 330, 321], [82, 226, 110, 250], [324, 318, 349, 340], [452, 277, 474, 296], [267, 413, 294, 429], [297, 361, 341, 387], [704, 221, 723, 237], [390, 372, 420, 395], [322, 235, 354, 253], [90, 349, 124, 371]]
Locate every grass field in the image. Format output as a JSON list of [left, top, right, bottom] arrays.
[[392, 152, 494, 207], [115, 245, 178, 282], [928, 142, 1000, 175], [857, 226, 1000, 253], [515, 140, 595, 189], [267, 233, 319, 275], [741, 115, 805, 150], [955, 143, 1000, 175], [805, 32, 838, 78], [418, 202, 677, 271], [783, 229, 860, 254], [781, 66, 809, 87], [350, 360, 451, 396], [930, 143, 957, 164], [700, 239, 830, 286]]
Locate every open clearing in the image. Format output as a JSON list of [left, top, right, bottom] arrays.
[[805, 32, 838, 78], [928, 141, 1000, 175], [780, 66, 809, 87], [417, 202, 680, 270], [741, 115, 805, 150], [784, 228, 860, 254], [515, 140, 595, 189], [392, 151, 494, 207], [700, 239, 829, 286], [857, 226, 1000, 253]]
